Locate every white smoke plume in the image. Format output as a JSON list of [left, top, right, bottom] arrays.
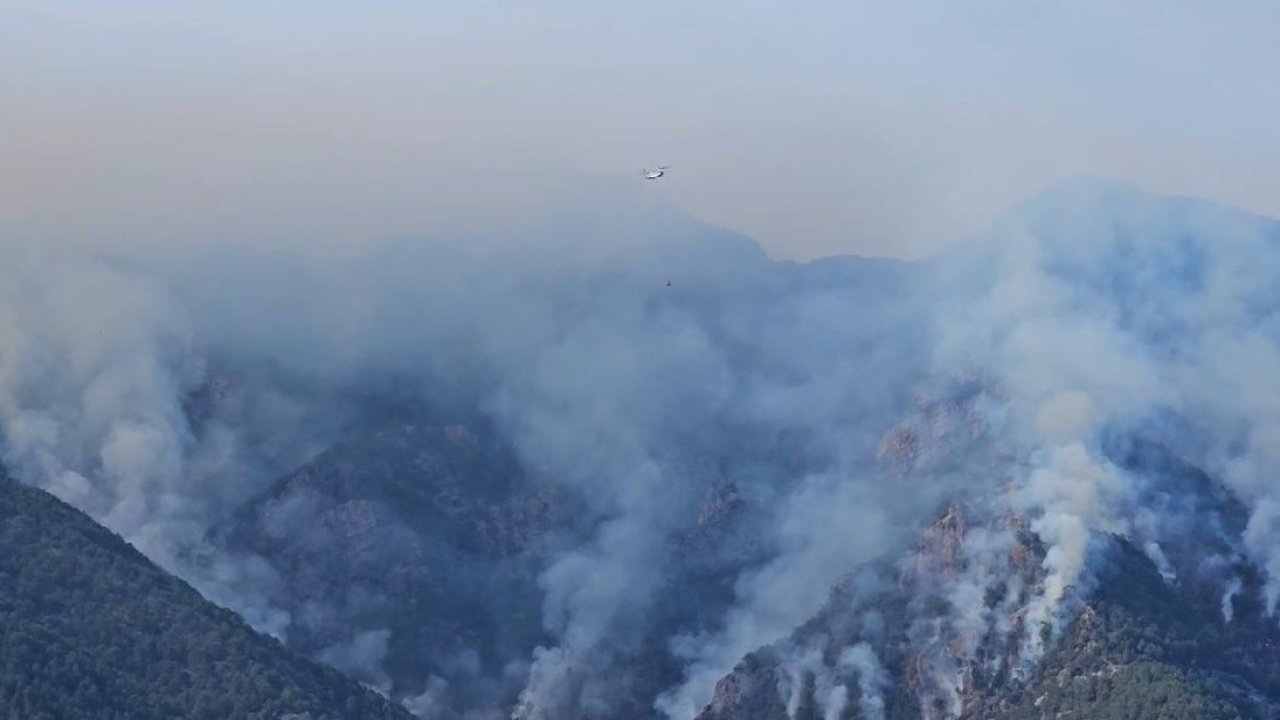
[[656, 472, 899, 718], [7, 175, 1280, 720], [912, 179, 1280, 689], [0, 179, 934, 718], [318, 628, 395, 695], [402, 676, 451, 720], [0, 249, 199, 543], [661, 178, 1280, 719], [841, 643, 889, 720], [1222, 577, 1244, 623]]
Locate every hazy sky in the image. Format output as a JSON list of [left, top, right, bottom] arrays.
[[3, 1, 1278, 259]]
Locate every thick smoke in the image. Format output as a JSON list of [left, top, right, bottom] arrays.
[[0, 247, 199, 546], [0, 179, 936, 717], [655, 473, 900, 718], [916, 179, 1280, 676], [7, 175, 1280, 719], [664, 178, 1280, 717]]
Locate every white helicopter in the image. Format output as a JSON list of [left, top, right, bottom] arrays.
[[641, 166, 670, 180]]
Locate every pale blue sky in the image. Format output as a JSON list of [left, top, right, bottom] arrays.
[[3, 1, 1278, 258]]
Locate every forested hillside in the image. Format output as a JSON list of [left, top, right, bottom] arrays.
[[0, 474, 414, 720]]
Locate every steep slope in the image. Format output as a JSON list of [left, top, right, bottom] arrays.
[[692, 379, 1280, 720], [0, 473, 414, 720], [988, 539, 1278, 720], [694, 537, 1274, 719], [696, 488, 1280, 720], [215, 421, 565, 712], [215, 419, 776, 717], [198, 245, 931, 718]]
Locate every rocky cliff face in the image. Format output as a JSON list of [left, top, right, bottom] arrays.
[[695, 433, 1280, 720], [694, 501, 1047, 720]]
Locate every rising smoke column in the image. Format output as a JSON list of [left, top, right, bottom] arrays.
[[922, 179, 1280, 680], [10, 177, 1280, 720], [661, 178, 1280, 718], [0, 247, 201, 556]]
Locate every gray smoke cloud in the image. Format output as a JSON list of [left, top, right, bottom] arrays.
[[841, 643, 889, 720], [0, 177, 933, 718], [0, 247, 199, 550], [656, 473, 900, 718], [659, 178, 1280, 717], [319, 628, 395, 695], [6, 174, 1280, 719], [909, 178, 1280, 683]]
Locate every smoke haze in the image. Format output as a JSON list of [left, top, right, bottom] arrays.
[[6, 174, 1280, 719], [7, 4, 1280, 719]]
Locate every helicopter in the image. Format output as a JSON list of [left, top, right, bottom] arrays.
[[641, 166, 670, 180]]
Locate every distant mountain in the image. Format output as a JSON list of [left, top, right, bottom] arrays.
[[0, 473, 413, 720]]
